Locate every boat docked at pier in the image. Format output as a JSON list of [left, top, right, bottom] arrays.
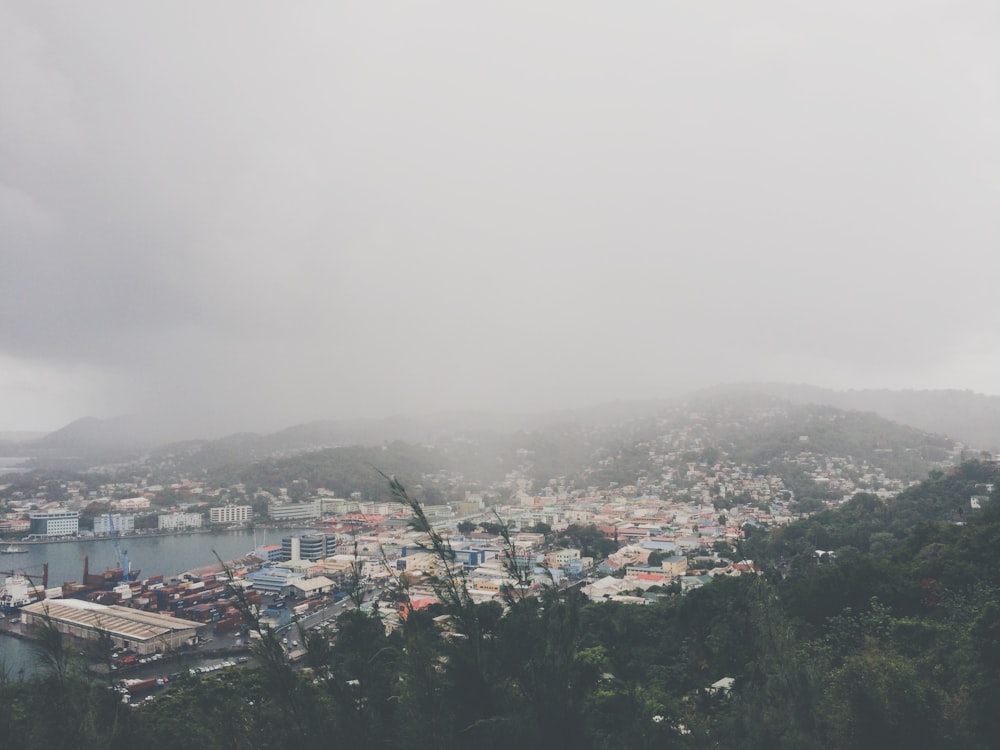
[[0, 574, 42, 610]]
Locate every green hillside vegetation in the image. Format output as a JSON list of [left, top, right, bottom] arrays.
[[692, 395, 955, 479], [214, 441, 456, 503], [5, 462, 1000, 748]]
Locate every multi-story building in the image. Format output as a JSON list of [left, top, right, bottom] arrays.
[[544, 548, 581, 570], [0, 518, 31, 534], [281, 533, 332, 561], [94, 514, 136, 534], [269, 500, 321, 522], [29, 510, 80, 537], [209, 505, 253, 524], [158, 512, 204, 530], [113, 497, 151, 512]]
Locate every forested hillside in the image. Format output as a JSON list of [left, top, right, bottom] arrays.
[[706, 384, 1000, 451]]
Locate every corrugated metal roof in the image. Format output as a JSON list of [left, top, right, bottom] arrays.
[[23, 600, 199, 643]]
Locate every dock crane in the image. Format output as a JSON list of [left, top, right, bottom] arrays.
[[107, 511, 138, 582]]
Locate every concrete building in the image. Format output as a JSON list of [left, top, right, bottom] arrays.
[[291, 576, 335, 599], [113, 497, 151, 512], [269, 500, 321, 522], [158, 512, 203, 530], [244, 567, 305, 595], [21, 599, 202, 654], [209, 505, 253, 524], [94, 514, 135, 534], [254, 544, 283, 562], [320, 497, 359, 515], [29, 510, 79, 537], [281, 533, 332, 562], [544, 548, 581, 569]]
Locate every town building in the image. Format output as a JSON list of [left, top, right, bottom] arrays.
[[29, 510, 79, 537], [269, 500, 321, 522], [158, 512, 204, 531], [20, 599, 202, 654], [281, 533, 332, 561], [291, 576, 335, 599], [93, 514, 135, 534], [244, 567, 305, 595], [113, 497, 151, 512], [209, 505, 253, 524]]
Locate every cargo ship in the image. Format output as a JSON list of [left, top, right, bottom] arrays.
[[0, 574, 43, 610]]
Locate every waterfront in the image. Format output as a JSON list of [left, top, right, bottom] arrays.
[[0, 528, 274, 676], [2, 528, 266, 590]]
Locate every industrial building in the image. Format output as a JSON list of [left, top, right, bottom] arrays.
[[20, 599, 203, 654]]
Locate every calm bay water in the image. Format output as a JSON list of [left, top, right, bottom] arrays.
[[0, 528, 277, 677], [4, 528, 265, 588]]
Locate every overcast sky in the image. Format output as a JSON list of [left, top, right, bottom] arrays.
[[2, 1, 997, 435]]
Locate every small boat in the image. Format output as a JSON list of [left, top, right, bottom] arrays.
[[0, 545, 28, 554]]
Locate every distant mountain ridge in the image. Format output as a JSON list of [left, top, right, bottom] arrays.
[[700, 384, 1000, 450], [11, 386, 999, 472], [12, 400, 678, 470]]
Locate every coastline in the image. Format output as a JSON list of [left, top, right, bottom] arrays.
[[5, 527, 225, 546]]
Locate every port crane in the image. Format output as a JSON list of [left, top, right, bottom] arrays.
[[107, 511, 138, 581]]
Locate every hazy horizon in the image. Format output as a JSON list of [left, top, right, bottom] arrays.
[[3, 2, 997, 434]]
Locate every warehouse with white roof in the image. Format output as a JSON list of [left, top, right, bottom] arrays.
[[20, 599, 203, 654]]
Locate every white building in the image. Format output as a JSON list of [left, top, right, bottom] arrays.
[[320, 497, 361, 515], [158, 512, 203, 530], [94, 515, 136, 534], [209, 505, 253, 524], [29, 510, 79, 537], [269, 500, 321, 521]]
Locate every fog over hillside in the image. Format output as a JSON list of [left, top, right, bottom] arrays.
[[2, 2, 997, 435]]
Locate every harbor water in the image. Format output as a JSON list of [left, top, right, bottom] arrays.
[[0, 528, 276, 677], [2, 528, 263, 590]]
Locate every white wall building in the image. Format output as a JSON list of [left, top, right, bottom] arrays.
[[158, 512, 204, 530], [209, 505, 253, 524], [269, 500, 321, 521], [94, 515, 136, 534]]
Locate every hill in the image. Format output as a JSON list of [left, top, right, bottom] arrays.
[[703, 383, 1000, 450]]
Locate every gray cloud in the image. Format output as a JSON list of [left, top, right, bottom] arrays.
[[1, 1, 997, 433]]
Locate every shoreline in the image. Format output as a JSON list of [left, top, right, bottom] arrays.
[[3, 527, 234, 546]]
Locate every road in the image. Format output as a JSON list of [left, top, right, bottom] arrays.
[[276, 582, 385, 637]]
